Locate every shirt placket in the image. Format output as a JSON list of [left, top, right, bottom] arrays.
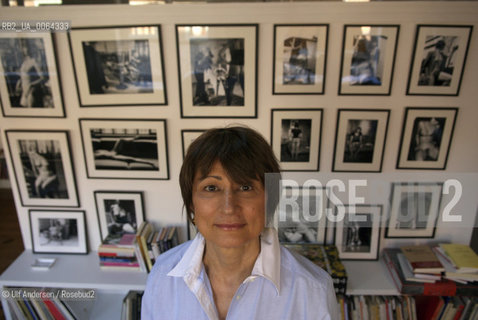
[[225, 275, 258, 319]]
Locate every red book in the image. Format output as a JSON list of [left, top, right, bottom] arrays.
[[452, 297, 465, 320], [401, 245, 444, 274], [415, 296, 443, 320], [41, 294, 66, 320]]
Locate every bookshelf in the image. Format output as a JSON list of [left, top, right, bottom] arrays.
[[343, 260, 398, 296], [0, 250, 147, 319], [0, 250, 402, 319]]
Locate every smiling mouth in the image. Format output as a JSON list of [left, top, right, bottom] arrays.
[[214, 223, 246, 230]]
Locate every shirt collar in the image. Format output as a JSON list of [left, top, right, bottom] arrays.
[[167, 227, 281, 294]]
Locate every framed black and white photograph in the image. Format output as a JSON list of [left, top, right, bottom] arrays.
[[5, 130, 79, 207], [94, 191, 145, 244], [271, 108, 322, 171], [181, 129, 205, 159], [276, 186, 328, 245], [333, 109, 390, 172], [339, 25, 399, 95], [407, 25, 472, 96], [176, 24, 257, 118], [397, 107, 457, 170], [273, 24, 328, 95], [386, 183, 442, 238], [79, 119, 169, 179], [334, 205, 381, 260], [29, 210, 87, 254], [0, 33, 65, 117], [69, 25, 167, 107]]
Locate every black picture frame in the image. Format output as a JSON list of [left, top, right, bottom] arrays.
[[338, 24, 399, 95], [0, 33, 65, 118], [396, 107, 458, 170], [332, 109, 390, 172], [5, 130, 79, 207], [272, 24, 328, 95], [406, 25, 473, 96], [94, 190, 145, 244], [29, 209, 88, 254], [385, 182, 442, 238], [79, 118, 169, 180], [176, 24, 258, 118], [181, 129, 205, 159], [334, 204, 382, 260], [68, 25, 167, 107], [271, 108, 323, 171], [276, 186, 329, 245]]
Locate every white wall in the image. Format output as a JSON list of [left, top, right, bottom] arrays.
[[0, 2, 477, 252]]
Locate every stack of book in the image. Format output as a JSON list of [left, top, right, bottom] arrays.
[[337, 295, 417, 320], [383, 246, 478, 296], [98, 234, 142, 272], [98, 222, 179, 273], [4, 287, 92, 319], [433, 243, 478, 284], [399, 245, 444, 284], [284, 244, 347, 295], [415, 295, 478, 320], [121, 290, 144, 320]]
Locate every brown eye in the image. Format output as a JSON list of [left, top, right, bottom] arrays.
[[240, 185, 253, 191], [204, 185, 218, 192]]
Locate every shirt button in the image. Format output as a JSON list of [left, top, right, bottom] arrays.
[[236, 295, 241, 300]]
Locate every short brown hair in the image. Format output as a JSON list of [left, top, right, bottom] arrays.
[[179, 126, 281, 225]]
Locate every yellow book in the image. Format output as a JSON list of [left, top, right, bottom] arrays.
[[440, 244, 478, 271]]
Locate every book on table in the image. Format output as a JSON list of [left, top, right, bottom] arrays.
[[439, 243, 478, 274], [433, 245, 478, 284], [401, 245, 444, 274], [382, 248, 478, 296]]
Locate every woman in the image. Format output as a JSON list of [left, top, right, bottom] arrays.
[[106, 200, 136, 236], [27, 142, 58, 198], [17, 40, 45, 108], [289, 121, 302, 160], [142, 126, 338, 320], [413, 117, 441, 161], [348, 126, 363, 161]]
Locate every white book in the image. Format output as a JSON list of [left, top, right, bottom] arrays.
[[397, 253, 436, 283]]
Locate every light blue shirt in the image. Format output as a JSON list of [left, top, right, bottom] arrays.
[[141, 228, 339, 320]]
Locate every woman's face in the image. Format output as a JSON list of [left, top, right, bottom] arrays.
[[191, 161, 265, 249]]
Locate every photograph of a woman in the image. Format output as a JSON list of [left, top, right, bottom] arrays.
[[104, 199, 137, 238], [282, 36, 317, 85], [418, 37, 458, 87], [18, 139, 67, 199], [0, 37, 51, 109], [350, 35, 385, 86], [190, 38, 245, 107], [38, 218, 78, 247], [407, 25, 472, 96], [280, 119, 311, 162], [344, 119, 378, 163], [82, 39, 153, 94], [342, 214, 372, 253], [407, 117, 445, 161], [142, 126, 338, 319], [397, 107, 457, 169]]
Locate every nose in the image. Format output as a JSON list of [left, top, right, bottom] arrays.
[[223, 189, 237, 215]]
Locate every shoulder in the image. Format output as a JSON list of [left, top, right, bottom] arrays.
[[280, 245, 334, 292]]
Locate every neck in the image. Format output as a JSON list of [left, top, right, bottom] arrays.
[[203, 238, 260, 284]]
